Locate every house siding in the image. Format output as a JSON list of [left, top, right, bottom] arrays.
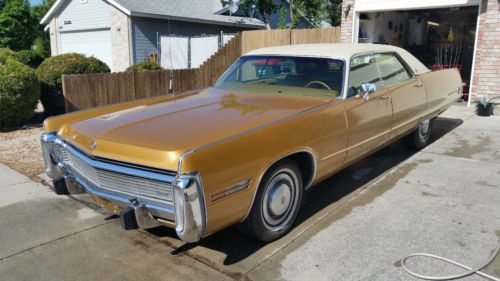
[[57, 0, 111, 33], [132, 17, 252, 63], [131, 17, 249, 63]]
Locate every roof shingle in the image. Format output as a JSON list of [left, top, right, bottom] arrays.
[[113, 0, 264, 27]]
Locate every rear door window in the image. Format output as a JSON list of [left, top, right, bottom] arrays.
[[374, 53, 412, 87]]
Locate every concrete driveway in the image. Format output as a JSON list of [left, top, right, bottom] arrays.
[[0, 104, 498, 281]]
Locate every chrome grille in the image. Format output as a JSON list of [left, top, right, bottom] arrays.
[[57, 144, 174, 203]]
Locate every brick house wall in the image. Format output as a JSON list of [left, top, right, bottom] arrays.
[[339, 0, 499, 101], [471, 0, 500, 101], [340, 0, 355, 43]]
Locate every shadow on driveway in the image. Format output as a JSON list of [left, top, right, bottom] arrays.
[[147, 116, 463, 266]]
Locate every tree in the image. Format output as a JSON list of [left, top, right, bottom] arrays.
[[278, 6, 287, 29], [325, 0, 342, 26], [290, 0, 342, 27], [290, 0, 323, 27], [30, 0, 55, 57], [0, 0, 36, 51], [242, 0, 276, 30]]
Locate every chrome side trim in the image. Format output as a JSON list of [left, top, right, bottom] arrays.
[[177, 101, 340, 174], [177, 149, 196, 175], [389, 114, 422, 133], [210, 179, 251, 202], [339, 129, 392, 153], [241, 148, 317, 222], [320, 148, 348, 161]]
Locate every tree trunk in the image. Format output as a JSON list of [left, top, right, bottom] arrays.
[[263, 12, 271, 29]]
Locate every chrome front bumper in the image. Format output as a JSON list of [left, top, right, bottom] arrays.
[[41, 132, 206, 243]]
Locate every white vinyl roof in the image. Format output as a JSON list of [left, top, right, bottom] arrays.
[[246, 43, 430, 74]]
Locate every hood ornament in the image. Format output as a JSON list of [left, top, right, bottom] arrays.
[[90, 141, 97, 151]]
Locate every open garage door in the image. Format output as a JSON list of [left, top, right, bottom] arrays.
[[355, 5, 479, 100], [60, 29, 112, 69]]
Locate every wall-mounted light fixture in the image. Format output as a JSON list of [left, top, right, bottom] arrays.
[[343, 4, 351, 19]]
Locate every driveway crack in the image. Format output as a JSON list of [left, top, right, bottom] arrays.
[[0, 221, 112, 262]]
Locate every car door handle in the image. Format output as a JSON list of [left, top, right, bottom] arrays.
[[414, 83, 424, 88], [378, 95, 391, 101]]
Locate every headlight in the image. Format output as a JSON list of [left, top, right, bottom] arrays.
[[51, 143, 64, 163]]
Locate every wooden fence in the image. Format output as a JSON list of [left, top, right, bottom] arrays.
[[62, 27, 341, 112]]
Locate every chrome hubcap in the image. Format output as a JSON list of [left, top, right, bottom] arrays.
[[268, 183, 291, 217], [262, 169, 298, 230], [418, 120, 430, 140]]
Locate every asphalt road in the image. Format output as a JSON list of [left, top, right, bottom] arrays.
[[0, 104, 498, 281]]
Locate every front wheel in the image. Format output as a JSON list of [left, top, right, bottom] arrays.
[[240, 160, 303, 242], [403, 118, 433, 150]]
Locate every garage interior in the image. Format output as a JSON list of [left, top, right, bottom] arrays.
[[358, 6, 478, 98]]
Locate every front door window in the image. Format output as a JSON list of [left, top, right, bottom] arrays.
[[347, 54, 383, 98]]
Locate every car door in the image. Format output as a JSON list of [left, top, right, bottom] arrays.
[[344, 53, 393, 164], [373, 52, 427, 139]]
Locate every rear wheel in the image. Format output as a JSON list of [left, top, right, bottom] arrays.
[[403, 118, 433, 150], [240, 160, 303, 242]]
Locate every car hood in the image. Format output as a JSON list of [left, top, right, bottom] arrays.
[[59, 88, 331, 171]]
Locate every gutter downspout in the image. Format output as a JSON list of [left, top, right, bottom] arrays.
[[128, 16, 134, 65]]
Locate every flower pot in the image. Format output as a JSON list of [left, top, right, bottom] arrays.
[[476, 103, 494, 116]]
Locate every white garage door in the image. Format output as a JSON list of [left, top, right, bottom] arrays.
[[60, 29, 112, 69]]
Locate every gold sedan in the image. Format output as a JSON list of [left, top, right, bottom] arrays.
[[41, 44, 462, 242]]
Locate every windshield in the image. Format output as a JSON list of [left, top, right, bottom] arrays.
[[214, 56, 344, 98]]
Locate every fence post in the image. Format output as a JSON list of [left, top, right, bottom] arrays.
[[188, 37, 191, 69], [62, 74, 71, 112]]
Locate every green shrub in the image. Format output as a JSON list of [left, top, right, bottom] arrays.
[[0, 48, 20, 61], [37, 53, 110, 116], [0, 55, 40, 127], [17, 50, 45, 69], [126, 61, 163, 72]]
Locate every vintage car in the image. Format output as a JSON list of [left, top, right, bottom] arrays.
[[42, 44, 462, 243]]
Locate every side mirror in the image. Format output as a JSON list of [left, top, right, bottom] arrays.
[[360, 83, 376, 100]]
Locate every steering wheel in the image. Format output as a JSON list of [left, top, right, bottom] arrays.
[[305, 80, 332, 91]]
